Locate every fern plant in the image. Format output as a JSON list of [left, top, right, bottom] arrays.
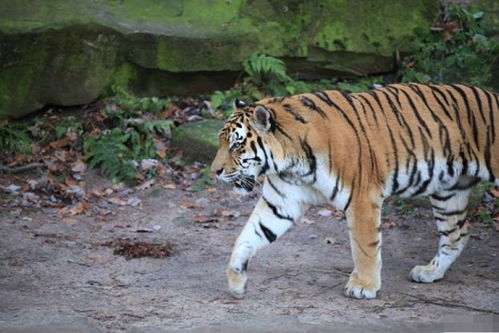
[[0, 123, 32, 160], [84, 129, 138, 184], [84, 88, 173, 184], [243, 52, 290, 84]]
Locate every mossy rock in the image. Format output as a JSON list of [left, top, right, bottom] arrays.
[[0, 0, 439, 119], [171, 119, 223, 164]]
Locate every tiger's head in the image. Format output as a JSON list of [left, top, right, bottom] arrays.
[[211, 99, 279, 194]]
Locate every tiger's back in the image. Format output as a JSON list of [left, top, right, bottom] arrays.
[[267, 83, 499, 202], [212, 83, 498, 299]]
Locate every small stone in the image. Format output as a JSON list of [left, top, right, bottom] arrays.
[[318, 209, 332, 217], [127, 197, 142, 206]]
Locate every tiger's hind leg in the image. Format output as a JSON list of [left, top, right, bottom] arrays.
[[410, 187, 472, 283]]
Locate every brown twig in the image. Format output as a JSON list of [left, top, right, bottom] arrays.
[[0, 163, 44, 174], [400, 292, 499, 315]]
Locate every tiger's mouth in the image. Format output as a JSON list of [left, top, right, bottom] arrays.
[[233, 175, 256, 195]]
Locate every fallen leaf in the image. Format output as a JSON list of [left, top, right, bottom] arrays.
[[58, 202, 89, 217], [382, 219, 397, 229], [107, 197, 127, 206], [153, 140, 167, 158], [193, 215, 218, 223], [136, 179, 155, 191], [48, 137, 71, 149], [179, 200, 196, 209], [162, 183, 176, 190]]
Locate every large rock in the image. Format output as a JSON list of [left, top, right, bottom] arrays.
[[0, 0, 438, 118], [171, 119, 223, 164]]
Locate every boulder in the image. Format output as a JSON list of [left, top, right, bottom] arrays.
[[171, 119, 223, 163], [0, 0, 438, 118]]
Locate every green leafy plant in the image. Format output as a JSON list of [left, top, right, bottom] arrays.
[[0, 123, 32, 160], [242, 52, 290, 85], [84, 129, 138, 184], [54, 116, 83, 139], [104, 86, 171, 120], [400, 5, 498, 87], [187, 166, 212, 192], [84, 88, 173, 184], [209, 89, 245, 117]]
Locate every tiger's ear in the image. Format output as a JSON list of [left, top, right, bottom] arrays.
[[234, 98, 246, 109], [251, 105, 272, 133]]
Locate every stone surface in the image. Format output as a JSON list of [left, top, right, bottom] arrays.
[[171, 119, 223, 163], [0, 0, 439, 118]]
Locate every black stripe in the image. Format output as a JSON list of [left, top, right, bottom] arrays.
[[467, 85, 486, 123], [398, 87, 433, 139], [283, 103, 308, 123], [431, 193, 455, 201], [328, 136, 333, 176], [313, 91, 334, 107], [321, 92, 364, 189], [342, 92, 372, 188], [300, 95, 328, 118], [267, 178, 285, 198], [439, 227, 457, 236], [428, 85, 453, 119], [259, 222, 276, 243], [457, 218, 467, 228], [242, 259, 249, 272], [299, 137, 317, 182], [441, 209, 467, 216], [446, 88, 468, 143], [451, 84, 479, 147], [409, 84, 448, 140], [344, 185, 353, 211], [484, 131, 495, 181], [263, 197, 293, 222], [330, 174, 340, 201], [254, 226, 263, 239], [412, 149, 435, 196], [484, 91, 496, 143], [357, 94, 379, 125], [256, 136, 269, 175], [340, 91, 356, 110]]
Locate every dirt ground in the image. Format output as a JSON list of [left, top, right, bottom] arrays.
[[0, 178, 498, 332]]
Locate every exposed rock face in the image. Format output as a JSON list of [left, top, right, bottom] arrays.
[[171, 119, 223, 164], [0, 0, 438, 118]]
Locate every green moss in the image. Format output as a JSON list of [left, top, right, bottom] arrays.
[[112, 62, 138, 90], [0, 0, 439, 118], [0, 25, 120, 118], [171, 119, 224, 163], [0, 33, 48, 119]]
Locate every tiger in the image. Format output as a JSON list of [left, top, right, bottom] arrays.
[[211, 83, 498, 299]]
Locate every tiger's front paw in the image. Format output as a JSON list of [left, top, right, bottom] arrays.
[[410, 264, 444, 283], [344, 274, 380, 299], [227, 266, 247, 299]]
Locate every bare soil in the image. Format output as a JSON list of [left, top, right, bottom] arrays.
[[0, 180, 498, 332]]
